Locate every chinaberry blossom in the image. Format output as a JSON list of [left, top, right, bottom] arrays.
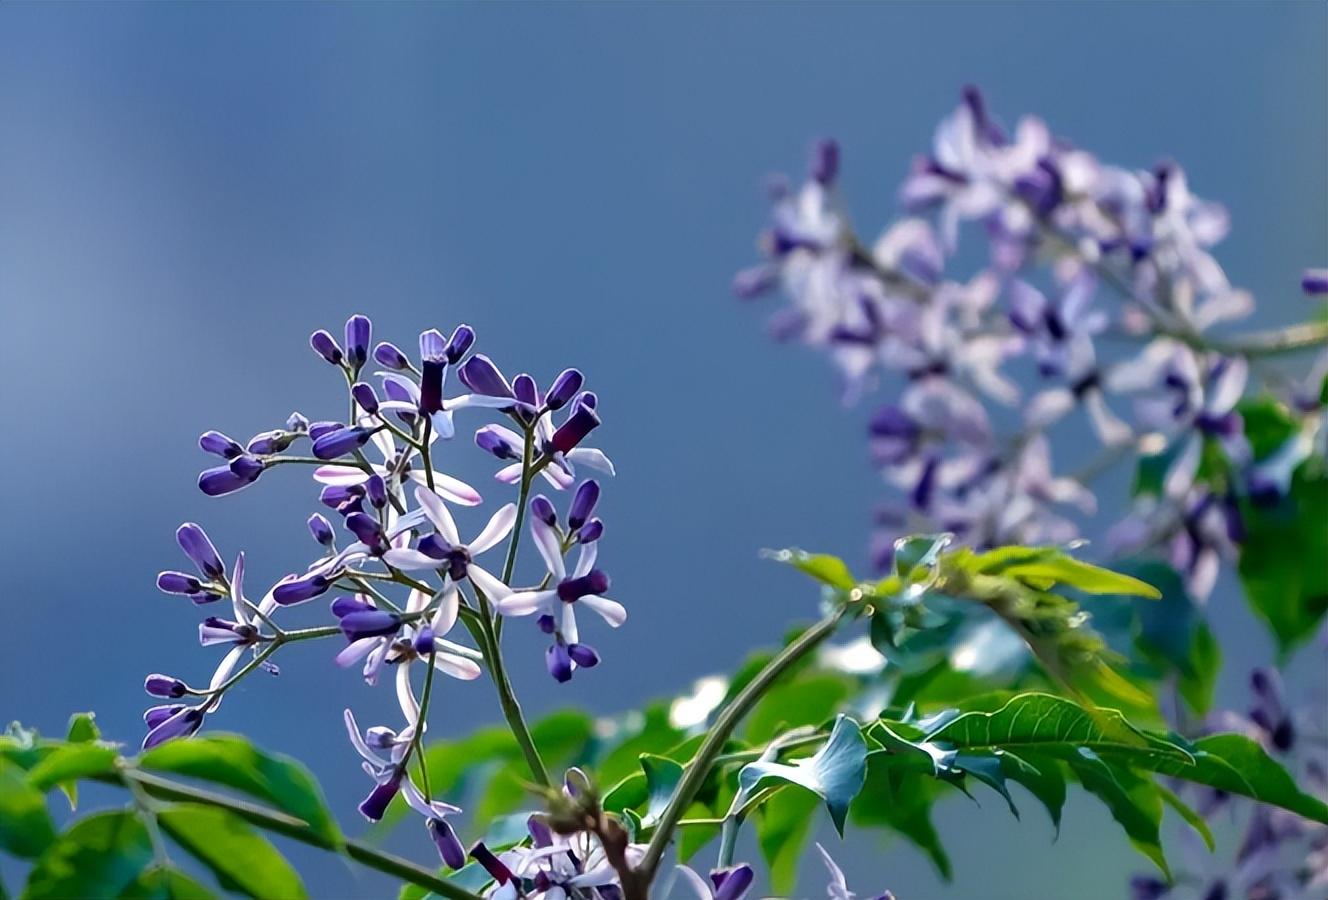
[[471, 808, 646, 900], [494, 481, 624, 682]]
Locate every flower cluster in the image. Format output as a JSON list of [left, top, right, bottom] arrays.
[[735, 86, 1326, 601], [144, 314, 622, 872]]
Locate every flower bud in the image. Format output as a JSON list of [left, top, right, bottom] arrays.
[[458, 354, 514, 399], [419, 329, 447, 414], [331, 595, 375, 618], [567, 480, 599, 531], [158, 571, 203, 595], [373, 341, 410, 370], [475, 425, 520, 460], [351, 382, 380, 415], [199, 430, 243, 459], [567, 643, 600, 668], [427, 818, 466, 870], [339, 609, 402, 641], [310, 329, 344, 365], [578, 518, 604, 543], [344, 315, 372, 369], [308, 513, 335, 547], [246, 429, 298, 455], [308, 420, 344, 441], [273, 572, 332, 606], [530, 495, 557, 527], [550, 400, 600, 454], [444, 325, 475, 364], [809, 137, 840, 185], [365, 475, 388, 510], [544, 368, 583, 411], [312, 426, 376, 460], [358, 777, 401, 822], [176, 523, 224, 579], [546, 643, 572, 682], [144, 675, 187, 698]]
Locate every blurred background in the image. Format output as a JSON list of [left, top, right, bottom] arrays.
[[1, 3, 1324, 897]]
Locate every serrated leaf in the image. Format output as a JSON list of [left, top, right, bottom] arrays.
[[138, 735, 339, 844], [1062, 750, 1168, 878], [850, 752, 952, 879], [157, 805, 306, 900], [0, 759, 55, 858], [925, 693, 1172, 760], [23, 811, 152, 899], [952, 752, 1019, 818], [739, 716, 867, 835], [117, 866, 216, 899], [1144, 733, 1328, 824], [1001, 751, 1065, 833]]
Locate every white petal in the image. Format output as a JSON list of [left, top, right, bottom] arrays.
[[531, 517, 567, 580], [411, 472, 482, 507], [1084, 390, 1134, 446], [343, 709, 388, 768], [230, 552, 248, 624], [395, 662, 420, 725], [470, 503, 517, 555], [336, 638, 379, 668], [209, 646, 246, 691], [1207, 357, 1248, 415], [564, 448, 615, 476], [1023, 389, 1074, 431], [1165, 433, 1202, 499], [412, 485, 460, 543], [447, 393, 518, 410], [430, 585, 459, 635], [466, 563, 510, 601], [494, 463, 523, 484], [538, 464, 575, 490], [573, 541, 598, 578], [406, 587, 431, 614], [671, 867, 713, 900], [431, 410, 455, 441], [561, 603, 579, 645], [494, 590, 555, 617], [381, 548, 443, 571], [578, 595, 627, 628], [313, 465, 370, 487], [433, 653, 482, 681]]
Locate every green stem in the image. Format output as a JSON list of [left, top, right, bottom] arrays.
[[465, 587, 550, 787], [102, 769, 481, 900], [637, 604, 851, 880]]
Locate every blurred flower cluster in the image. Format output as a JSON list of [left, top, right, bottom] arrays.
[[735, 87, 1327, 605]]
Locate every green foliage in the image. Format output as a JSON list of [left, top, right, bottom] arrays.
[[157, 805, 306, 899], [117, 867, 217, 900], [1238, 463, 1328, 657], [22, 811, 153, 900], [139, 734, 341, 844], [0, 760, 55, 859]]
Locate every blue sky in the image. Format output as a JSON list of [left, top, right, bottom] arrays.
[[1, 3, 1324, 896]]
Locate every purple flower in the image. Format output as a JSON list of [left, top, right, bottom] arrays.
[[494, 516, 624, 680], [198, 455, 265, 496], [313, 425, 482, 508], [345, 315, 372, 370], [674, 864, 755, 900], [1303, 268, 1328, 295], [199, 430, 243, 460], [374, 341, 411, 370], [312, 425, 380, 460], [458, 354, 515, 400], [382, 487, 514, 591]]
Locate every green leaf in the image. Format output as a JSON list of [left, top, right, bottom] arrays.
[[952, 752, 1018, 818], [0, 759, 55, 858], [473, 712, 594, 824], [138, 735, 340, 844], [1157, 784, 1214, 853], [27, 744, 119, 793], [924, 693, 1176, 760], [850, 752, 952, 879], [1000, 751, 1065, 833], [739, 716, 867, 835], [594, 705, 686, 785], [754, 785, 818, 894], [157, 805, 306, 899], [1238, 465, 1328, 657], [1176, 623, 1221, 716], [766, 549, 857, 590], [982, 550, 1161, 598], [1062, 750, 1168, 877], [23, 811, 152, 899], [1145, 733, 1328, 824], [117, 866, 217, 899], [66, 714, 100, 744], [640, 755, 683, 826]]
